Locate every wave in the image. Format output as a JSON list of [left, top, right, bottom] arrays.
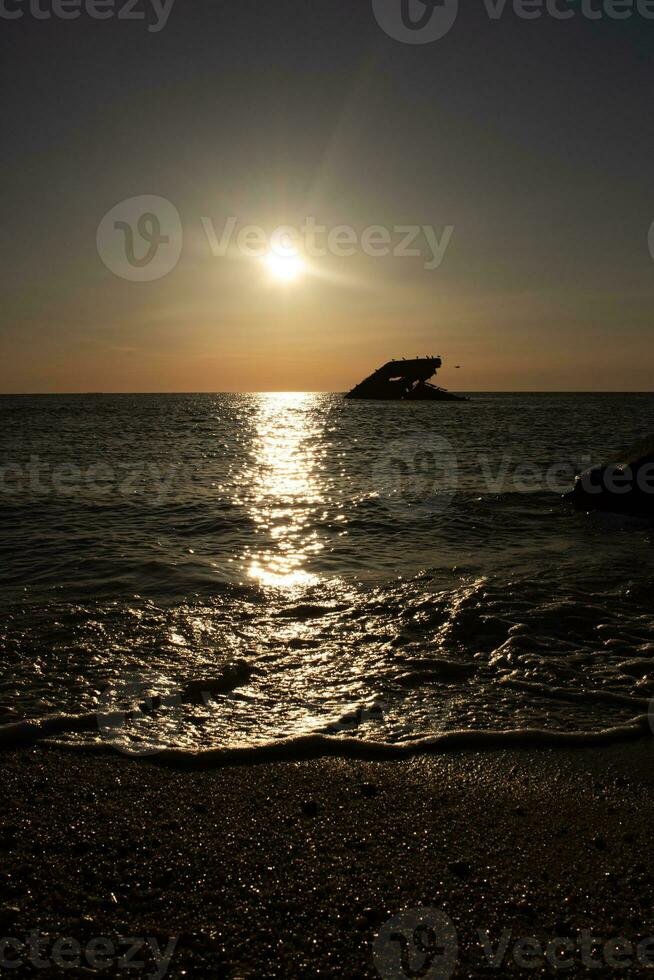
[[1, 710, 651, 768]]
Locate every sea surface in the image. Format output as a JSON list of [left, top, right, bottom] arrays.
[[2, 392, 654, 758]]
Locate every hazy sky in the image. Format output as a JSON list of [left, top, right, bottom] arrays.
[[1, 1, 653, 392]]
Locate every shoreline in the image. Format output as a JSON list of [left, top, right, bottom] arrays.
[[1, 708, 651, 760], [4, 740, 654, 976]]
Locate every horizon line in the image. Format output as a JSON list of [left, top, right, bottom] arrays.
[[2, 389, 654, 397]]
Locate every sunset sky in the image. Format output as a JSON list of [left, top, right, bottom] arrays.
[[1, 2, 653, 393]]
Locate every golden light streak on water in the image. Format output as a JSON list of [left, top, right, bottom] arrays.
[[245, 393, 323, 588]]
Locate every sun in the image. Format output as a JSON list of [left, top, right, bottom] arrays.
[[264, 251, 304, 283]]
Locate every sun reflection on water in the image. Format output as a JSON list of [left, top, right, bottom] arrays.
[[244, 392, 324, 588]]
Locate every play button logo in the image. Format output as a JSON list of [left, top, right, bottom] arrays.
[[373, 908, 458, 979], [372, 0, 459, 43]]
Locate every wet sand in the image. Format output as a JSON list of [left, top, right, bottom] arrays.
[[3, 740, 654, 977]]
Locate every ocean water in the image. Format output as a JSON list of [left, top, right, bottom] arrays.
[[2, 392, 654, 758]]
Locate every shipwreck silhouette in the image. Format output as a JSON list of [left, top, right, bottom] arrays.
[[345, 357, 468, 401]]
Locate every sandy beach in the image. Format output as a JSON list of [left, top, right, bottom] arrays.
[[3, 740, 654, 977]]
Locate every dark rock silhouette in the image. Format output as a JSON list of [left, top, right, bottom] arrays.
[[566, 435, 654, 515], [345, 357, 468, 401]]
